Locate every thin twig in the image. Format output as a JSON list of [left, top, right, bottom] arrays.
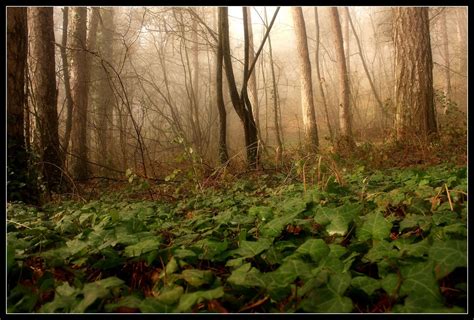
[[445, 184, 454, 211]]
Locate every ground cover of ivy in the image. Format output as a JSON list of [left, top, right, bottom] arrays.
[[7, 164, 467, 313]]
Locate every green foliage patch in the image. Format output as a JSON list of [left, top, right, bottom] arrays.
[[7, 164, 467, 313]]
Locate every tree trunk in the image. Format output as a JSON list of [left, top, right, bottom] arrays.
[[96, 7, 115, 174], [220, 7, 259, 168], [345, 8, 387, 119], [191, 14, 203, 154], [329, 7, 355, 148], [216, 7, 229, 164], [291, 7, 319, 152], [60, 7, 74, 162], [70, 7, 89, 179], [393, 7, 437, 140], [31, 7, 63, 192], [440, 9, 451, 104], [265, 8, 283, 165], [314, 7, 334, 143], [7, 8, 38, 203], [246, 7, 262, 145]]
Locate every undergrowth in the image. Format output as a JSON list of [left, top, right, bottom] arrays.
[[7, 163, 467, 313]]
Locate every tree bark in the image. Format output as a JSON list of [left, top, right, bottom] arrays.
[[329, 7, 355, 148], [7, 8, 37, 203], [291, 7, 319, 152], [393, 7, 437, 140], [96, 7, 115, 174], [440, 9, 451, 104], [31, 7, 63, 192], [265, 8, 283, 165], [314, 7, 334, 143], [60, 7, 74, 161], [216, 7, 229, 164], [70, 7, 89, 179]]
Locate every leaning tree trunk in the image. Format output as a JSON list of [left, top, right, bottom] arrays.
[[7, 8, 38, 203], [70, 7, 89, 180], [31, 7, 63, 192], [291, 7, 319, 153], [393, 7, 437, 141], [329, 7, 355, 149]]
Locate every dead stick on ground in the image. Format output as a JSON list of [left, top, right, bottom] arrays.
[[238, 295, 269, 312], [445, 184, 454, 211]]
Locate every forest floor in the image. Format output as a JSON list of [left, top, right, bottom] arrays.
[[7, 156, 467, 313]]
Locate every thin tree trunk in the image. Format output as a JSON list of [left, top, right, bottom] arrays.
[[60, 7, 74, 161], [70, 7, 89, 179], [265, 8, 283, 164], [345, 7, 387, 118], [291, 7, 319, 152], [314, 7, 334, 143], [329, 7, 354, 148], [216, 7, 229, 164], [440, 9, 451, 105]]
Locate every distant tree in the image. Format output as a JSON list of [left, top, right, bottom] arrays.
[[7, 7, 38, 203], [314, 7, 334, 142], [60, 7, 74, 160], [219, 7, 259, 168], [31, 7, 63, 192], [216, 7, 229, 164], [393, 7, 437, 140], [70, 7, 89, 179], [329, 7, 355, 149], [96, 7, 116, 174], [440, 9, 451, 105], [264, 7, 283, 165], [291, 7, 319, 152]]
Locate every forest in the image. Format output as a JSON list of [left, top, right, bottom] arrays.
[[6, 6, 467, 314]]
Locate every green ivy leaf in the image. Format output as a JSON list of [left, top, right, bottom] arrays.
[[295, 238, 329, 263], [356, 210, 392, 241], [231, 238, 272, 258], [351, 276, 381, 296], [175, 287, 224, 312], [123, 238, 160, 257], [429, 239, 467, 279], [181, 269, 214, 287]]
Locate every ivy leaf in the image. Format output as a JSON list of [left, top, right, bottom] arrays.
[[356, 210, 392, 241], [231, 238, 272, 258], [364, 240, 398, 263], [175, 287, 224, 312], [351, 276, 381, 296], [295, 238, 329, 264], [181, 269, 214, 287], [259, 213, 299, 238], [429, 239, 467, 279], [72, 277, 125, 312], [227, 263, 265, 288], [155, 286, 184, 305], [380, 273, 400, 296], [399, 261, 443, 307], [394, 237, 430, 258], [124, 238, 160, 257], [300, 286, 353, 313]]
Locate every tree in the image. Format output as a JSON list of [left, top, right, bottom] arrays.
[[60, 7, 74, 160], [314, 7, 334, 142], [31, 7, 63, 192], [345, 8, 387, 120], [96, 7, 116, 173], [7, 8, 37, 203], [264, 7, 283, 165], [70, 7, 89, 179], [216, 7, 229, 164], [329, 7, 355, 149], [291, 7, 319, 152], [393, 7, 437, 140], [440, 9, 451, 104], [219, 7, 279, 168]]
